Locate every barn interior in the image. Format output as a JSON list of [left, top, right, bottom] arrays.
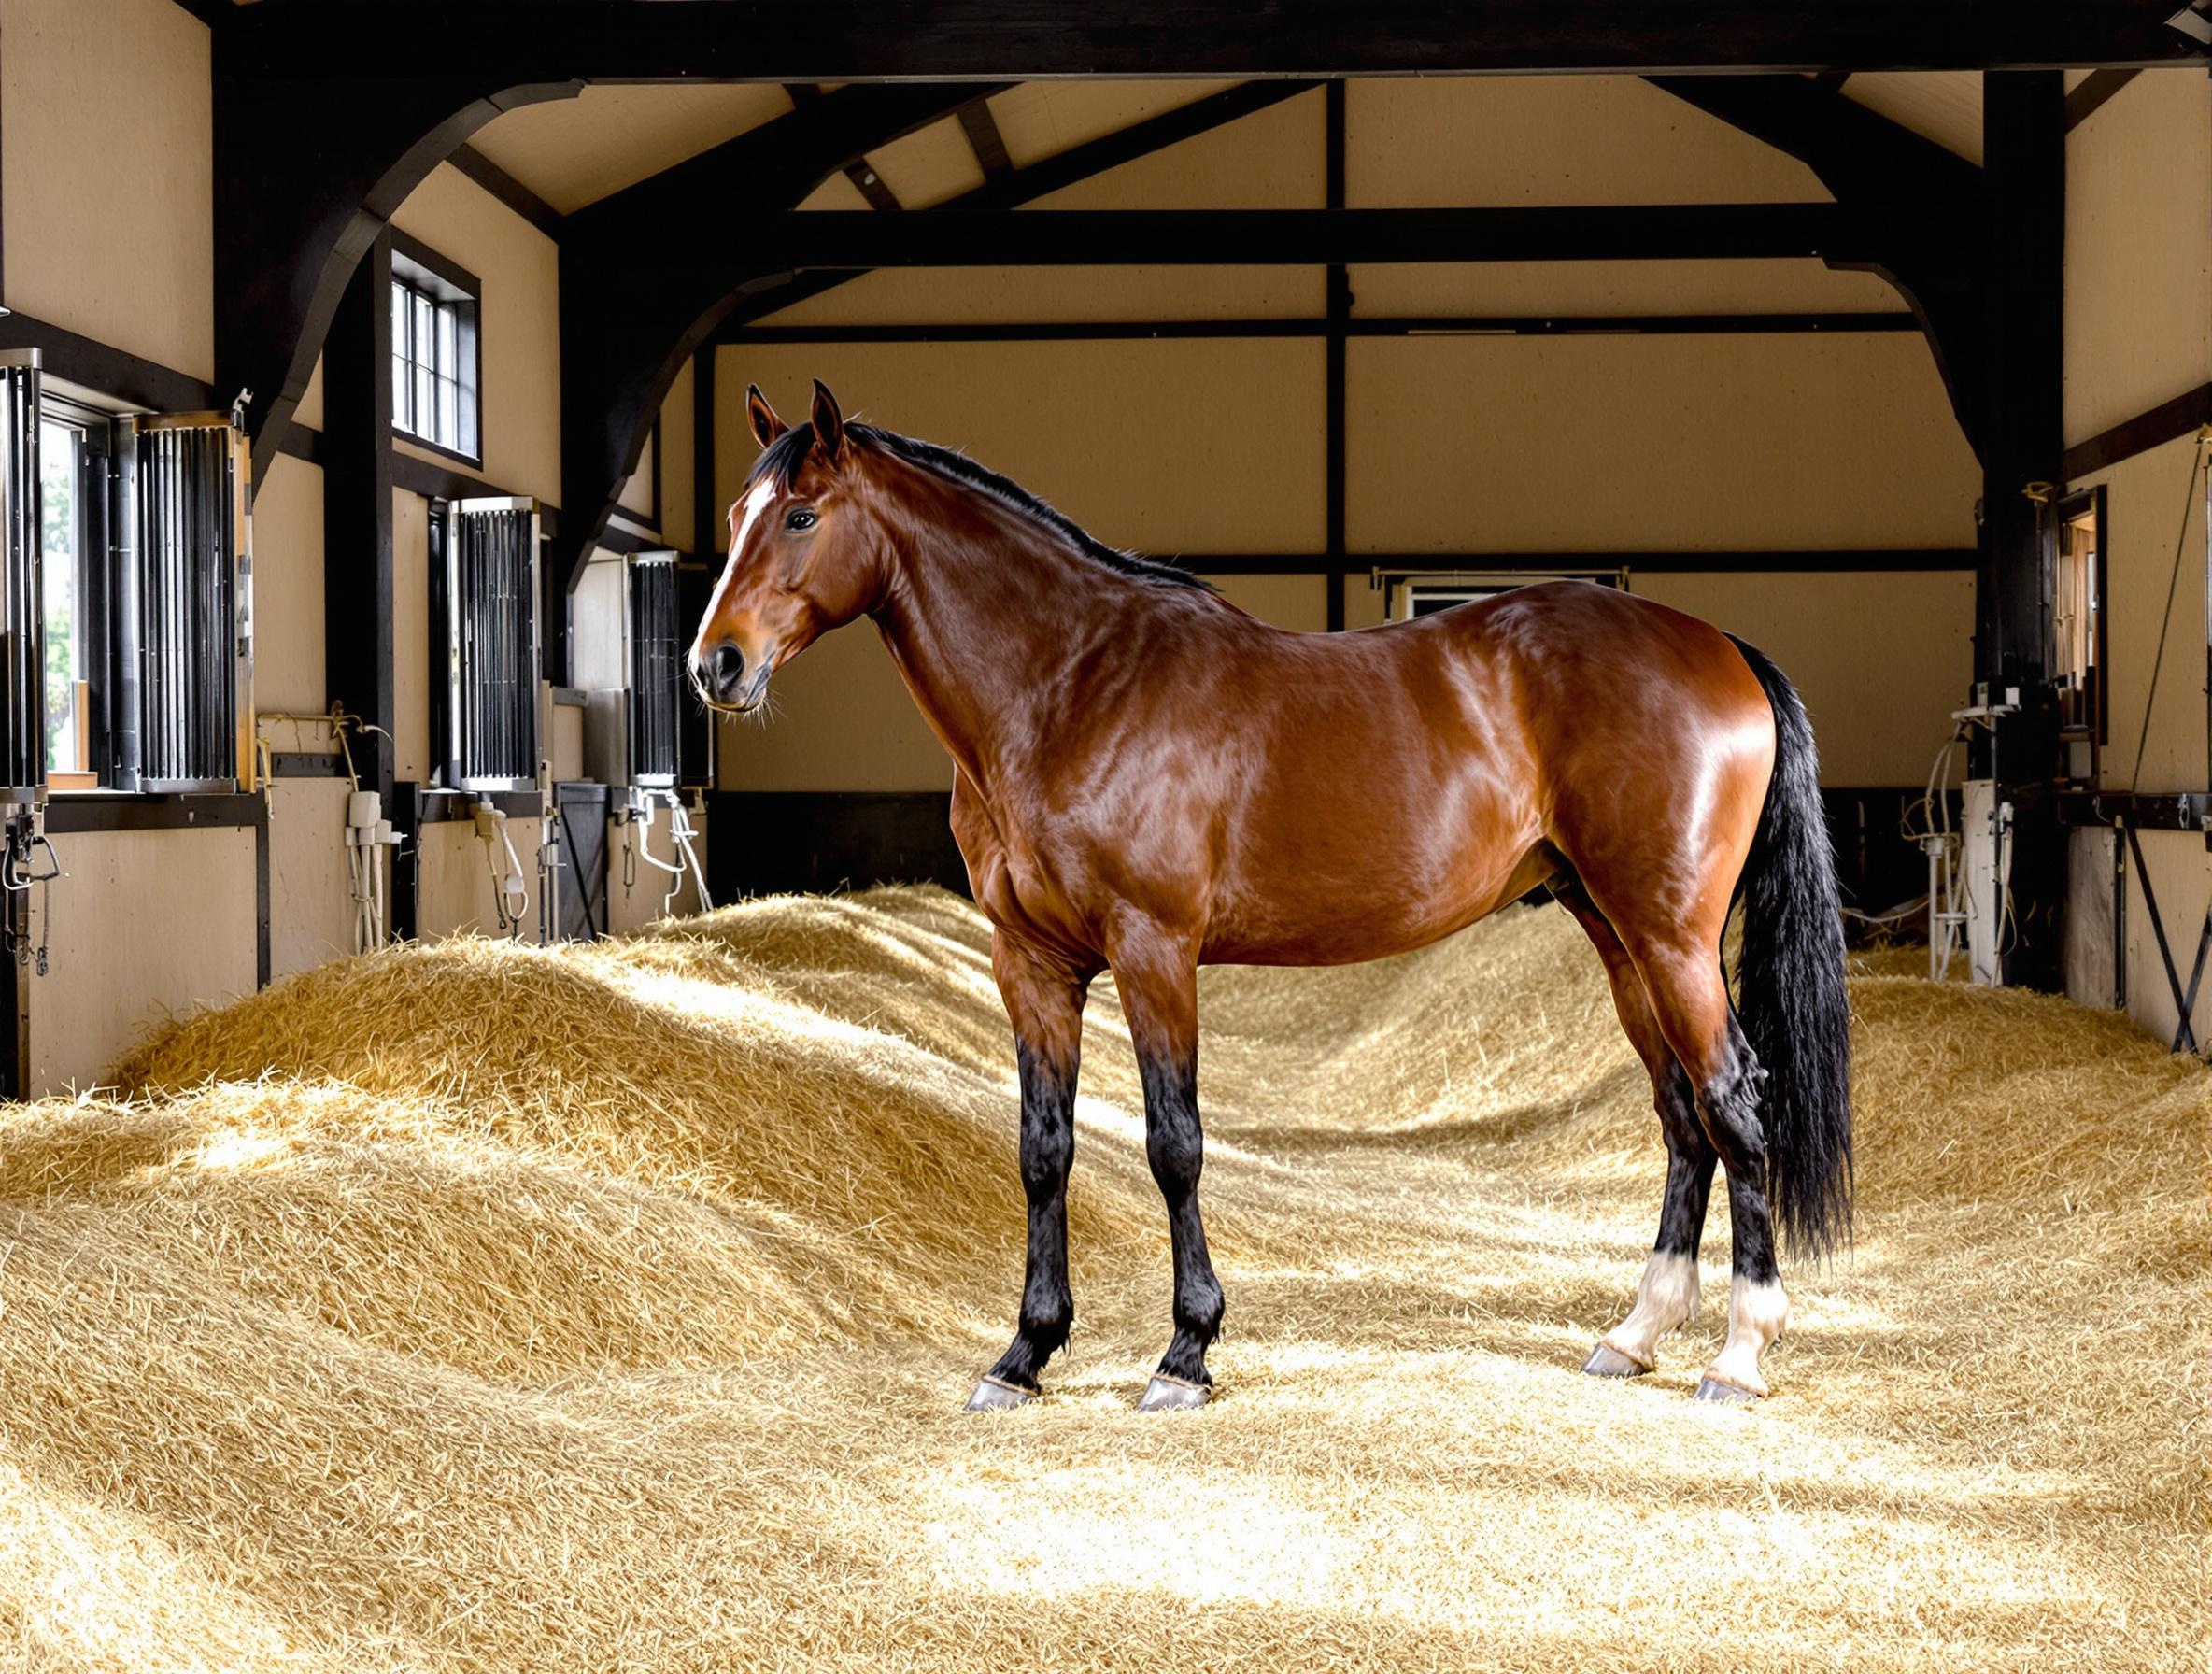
[[0, 5, 2206, 1670]]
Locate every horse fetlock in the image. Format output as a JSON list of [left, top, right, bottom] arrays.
[[1601, 1250, 1701, 1367], [1701, 1274, 1788, 1397]]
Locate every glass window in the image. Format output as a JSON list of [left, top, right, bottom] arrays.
[[390, 242, 481, 463], [38, 420, 82, 776]]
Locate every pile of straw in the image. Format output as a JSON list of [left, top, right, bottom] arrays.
[[0, 887, 2203, 1670]]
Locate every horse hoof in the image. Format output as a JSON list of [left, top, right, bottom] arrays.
[[1692, 1375, 1761, 1407], [963, 1375, 1035, 1412], [1138, 1374, 1211, 1412], [1581, 1343, 1651, 1379]]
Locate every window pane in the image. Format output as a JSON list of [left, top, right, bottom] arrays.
[[436, 374, 457, 445], [417, 360, 435, 444], [436, 303, 457, 378], [37, 422, 78, 773]]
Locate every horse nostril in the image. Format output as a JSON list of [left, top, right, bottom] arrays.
[[709, 643, 745, 697]]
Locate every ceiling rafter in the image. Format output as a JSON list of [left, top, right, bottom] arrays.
[[555, 84, 1009, 589], [784, 84, 907, 209], [715, 80, 1322, 336], [1644, 75, 1990, 457]]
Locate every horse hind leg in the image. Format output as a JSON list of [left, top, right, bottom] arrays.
[[1624, 935, 1788, 1404], [1556, 885, 1716, 1379]]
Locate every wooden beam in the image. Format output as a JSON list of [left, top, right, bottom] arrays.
[[1646, 74, 1988, 458], [1158, 549, 1978, 576], [0, 312, 214, 412], [554, 84, 995, 588], [447, 143, 562, 239], [721, 312, 1922, 346], [1324, 80, 1347, 632], [730, 204, 1863, 269], [957, 101, 1015, 179], [785, 83, 906, 209], [2061, 381, 2212, 480], [320, 232, 397, 804], [564, 81, 1311, 589], [222, 3, 2210, 78], [2063, 68, 2141, 130]]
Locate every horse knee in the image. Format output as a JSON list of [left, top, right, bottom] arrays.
[[1692, 1051, 1767, 1168], [1145, 1112, 1204, 1199], [1139, 1055, 1205, 1198]]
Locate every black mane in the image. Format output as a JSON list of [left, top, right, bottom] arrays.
[[747, 420, 1215, 592]]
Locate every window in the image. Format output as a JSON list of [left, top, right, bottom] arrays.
[[626, 553, 679, 788], [1397, 571, 1624, 619], [37, 397, 116, 787], [390, 234, 480, 465], [119, 415, 251, 792], [1, 351, 42, 801], [2051, 489, 2106, 745], [430, 496, 539, 792]]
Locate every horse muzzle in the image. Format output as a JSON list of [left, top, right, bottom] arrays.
[[692, 641, 774, 713]]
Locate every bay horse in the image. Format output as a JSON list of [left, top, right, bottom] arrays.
[[692, 381, 1851, 1411]]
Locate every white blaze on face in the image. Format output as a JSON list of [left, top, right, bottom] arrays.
[[695, 478, 778, 661], [1601, 1250, 1702, 1369]]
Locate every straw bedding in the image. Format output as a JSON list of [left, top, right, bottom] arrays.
[[0, 887, 2203, 1671]]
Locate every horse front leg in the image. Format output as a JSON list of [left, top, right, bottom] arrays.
[[1109, 921, 1224, 1412], [965, 931, 1091, 1412]]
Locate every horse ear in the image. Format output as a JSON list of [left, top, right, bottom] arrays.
[[745, 384, 786, 449], [810, 378, 845, 461]]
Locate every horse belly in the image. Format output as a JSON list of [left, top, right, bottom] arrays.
[[1200, 752, 1545, 966]]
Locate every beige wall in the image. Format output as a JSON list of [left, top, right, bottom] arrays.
[[1348, 77, 1826, 208], [417, 817, 547, 943], [1347, 333, 1977, 552], [390, 163, 562, 504], [722, 341, 1326, 556], [253, 456, 328, 715], [268, 778, 358, 981], [28, 826, 258, 1094], [2063, 70, 2212, 447], [0, 0, 212, 380]]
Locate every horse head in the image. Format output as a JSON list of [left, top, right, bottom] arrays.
[[689, 379, 879, 713]]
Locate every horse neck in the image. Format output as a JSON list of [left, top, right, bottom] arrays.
[[865, 476, 1139, 787]]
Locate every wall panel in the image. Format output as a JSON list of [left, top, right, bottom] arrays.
[[416, 818, 546, 942], [253, 456, 327, 715], [269, 779, 357, 981], [720, 340, 1325, 556], [2063, 69, 2212, 447], [0, 0, 213, 379], [29, 827, 257, 1093], [1347, 333, 1977, 552], [1347, 77, 1828, 208]]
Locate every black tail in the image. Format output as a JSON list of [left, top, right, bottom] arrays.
[[1725, 634, 1853, 1262]]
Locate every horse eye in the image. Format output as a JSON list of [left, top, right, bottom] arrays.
[[786, 508, 818, 532]]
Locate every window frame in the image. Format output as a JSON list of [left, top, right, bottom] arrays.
[[35, 390, 119, 787], [2049, 485, 2107, 750], [390, 231, 484, 470]]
